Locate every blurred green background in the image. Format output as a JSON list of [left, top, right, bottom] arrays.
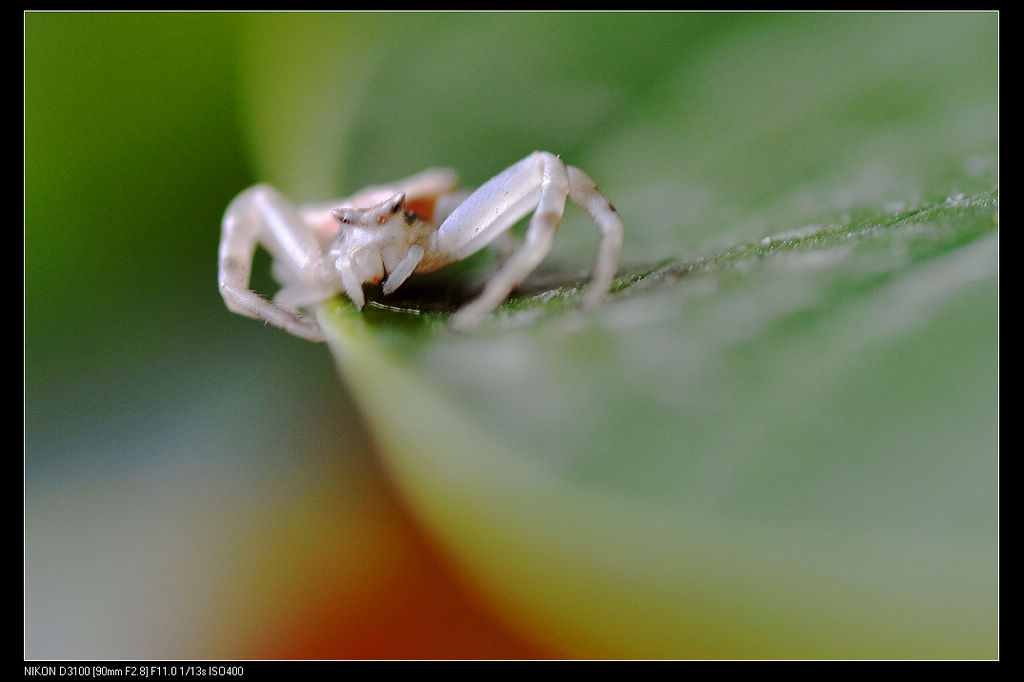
[[26, 12, 997, 659]]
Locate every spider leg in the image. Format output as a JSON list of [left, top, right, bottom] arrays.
[[218, 184, 330, 342], [566, 165, 624, 310], [382, 244, 426, 295], [439, 151, 570, 330]]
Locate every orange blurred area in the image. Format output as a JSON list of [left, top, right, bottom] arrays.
[[260, 498, 553, 660], [26, 436, 554, 660], [193, 450, 556, 661]]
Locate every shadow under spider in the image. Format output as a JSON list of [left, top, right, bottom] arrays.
[[360, 259, 680, 316]]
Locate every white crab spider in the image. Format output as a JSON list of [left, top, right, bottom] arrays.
[[219, 151, 623, 341]]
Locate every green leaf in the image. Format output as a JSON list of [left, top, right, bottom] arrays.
[[248, 12, 998, 658]]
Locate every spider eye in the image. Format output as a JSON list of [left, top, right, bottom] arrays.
[[377, 215, 387, 225]]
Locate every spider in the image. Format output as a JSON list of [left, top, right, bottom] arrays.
[[218, 151, 624, 341]]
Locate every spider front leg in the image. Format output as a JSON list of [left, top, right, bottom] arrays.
[[218, 184, 334, 342], [566, 165, 625, 311], [432, 151, 623, 329]]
